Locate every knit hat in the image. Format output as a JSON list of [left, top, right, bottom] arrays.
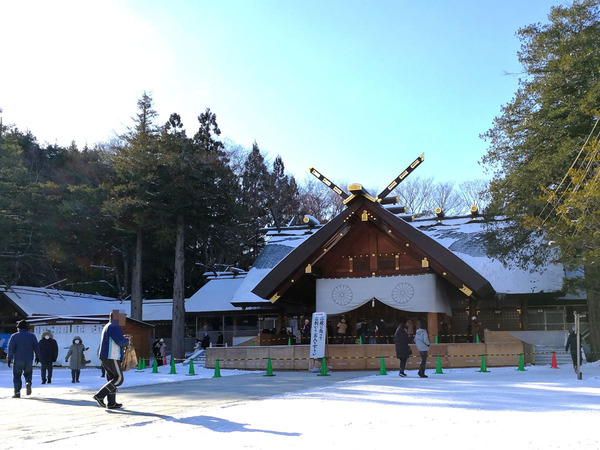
[[17, 320, 28, 329]]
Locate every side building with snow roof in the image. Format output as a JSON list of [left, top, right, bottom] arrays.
[[0, 286, 153, 363]]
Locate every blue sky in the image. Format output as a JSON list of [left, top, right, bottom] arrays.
[[0, 0, 563, 191]]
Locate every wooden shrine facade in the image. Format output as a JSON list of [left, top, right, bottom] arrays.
[[252, 183, 495, 339]]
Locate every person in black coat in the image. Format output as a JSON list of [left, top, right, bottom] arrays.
[[39, 330, 59, 384], [565, 328, 579, 371], [394, 323, 412, 377], [201, 333, 211, 350]]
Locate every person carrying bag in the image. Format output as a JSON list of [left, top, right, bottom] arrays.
[[121, 340, 138, 372]]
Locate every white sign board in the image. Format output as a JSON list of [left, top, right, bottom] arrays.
[[309, 312, 327, 359], [33, 324, 104, 367]]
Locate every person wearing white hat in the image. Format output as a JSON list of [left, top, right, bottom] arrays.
[[470, 316, 482, 343], [158, 339, 166, 361]]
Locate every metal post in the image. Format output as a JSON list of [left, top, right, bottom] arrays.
[[574, 311, 586, 380]]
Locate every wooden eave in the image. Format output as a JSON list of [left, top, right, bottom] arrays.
[[252, 196, 495, 302]]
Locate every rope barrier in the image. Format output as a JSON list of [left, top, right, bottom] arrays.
[[258, 332, 479, 344], [190, 349, 587, 363], [199, 350, 570, 363], [141, 347, 595, 366]]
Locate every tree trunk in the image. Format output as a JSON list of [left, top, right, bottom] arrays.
[[123, 244, 130, 296], [171, 214, 186, 359], [585, 265, 600, 358], [130, 229, 143, 321]]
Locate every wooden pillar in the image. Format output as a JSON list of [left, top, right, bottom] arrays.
[[427, 312, 438, 340]]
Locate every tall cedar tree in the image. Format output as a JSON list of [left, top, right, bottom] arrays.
[[238, 142, 271, 266], [104, 92, 160, 320], [155, 109, 234, 359], [270, 155, 300, 226], [481, 0, 600, 350], [237, 145, 301, 267]]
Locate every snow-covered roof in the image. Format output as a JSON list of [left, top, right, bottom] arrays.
[[414, 218, 565, 295], [229, 268, 272, 306], [115, 278, 247, 322], [250, 215, 571, 300], [118, 298, 174, 321], [186, 277, 245, 312], [228, 229, 316, 306], [0, 280, 249, 323], [116, 277, 248, 322], [1, 285, 122, 316]]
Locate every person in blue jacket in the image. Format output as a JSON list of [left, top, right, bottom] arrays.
[[7, 320, 41, 398], [93, 310, 130, 409]]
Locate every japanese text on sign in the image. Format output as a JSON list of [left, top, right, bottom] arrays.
[[310, 312, 327, 358]]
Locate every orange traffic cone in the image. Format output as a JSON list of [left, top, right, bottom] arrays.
[[550, 352, 559, 369]]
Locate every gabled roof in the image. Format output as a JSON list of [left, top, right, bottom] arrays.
[[117, 278, 247, 321], [0, 281, 249, 323], [187, 277, 246, 312], [24, 314, 153, 328], [415, 218, 566, 295], [1, 285, 122, 317], [252, 193, 495, 302]]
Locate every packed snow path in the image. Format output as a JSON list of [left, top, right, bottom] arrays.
[[1, 363, 600, 449]]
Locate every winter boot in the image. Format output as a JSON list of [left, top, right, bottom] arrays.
[[12, 391, 20, 398], [106, 392, 123, 409], [93, 382, 114, 408], [93, 387, 108, 407], [105, 382, 122, 409], [47, 378, 51, 384], [26, 382, 32, 395]]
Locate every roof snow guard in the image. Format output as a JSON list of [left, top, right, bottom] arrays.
[[252, 191, 495, 303]]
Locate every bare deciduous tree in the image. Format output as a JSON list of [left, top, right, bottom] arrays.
[[426, 181, 462, 216], [298, 176, 346, 223], [458, 179, 490, 213], [393, 176, 436, 218]]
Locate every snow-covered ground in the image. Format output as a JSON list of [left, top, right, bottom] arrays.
[[0, 360, 245, 394], [2, 361, 600, 449]]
